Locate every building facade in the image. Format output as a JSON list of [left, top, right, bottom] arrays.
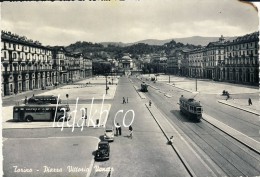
[[186, 32, 258, 86], [1, 31, 92, 96], [1, 31, 54, 96], [202, 36, 225, 80], [221, 32, 259, 85], [188, 48, 204, 78]]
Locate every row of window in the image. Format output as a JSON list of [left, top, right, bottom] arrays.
[[2, 51, 52, 61], [226, 42, 258, 51], [226, 49, 257, 57], [2, 42, 52, 55]]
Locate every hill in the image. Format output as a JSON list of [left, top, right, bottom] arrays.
[[133, 36, 237, 46]]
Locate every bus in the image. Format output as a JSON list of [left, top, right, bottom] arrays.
[[27, 95, 61, 105], [13, 104, 70, 122]]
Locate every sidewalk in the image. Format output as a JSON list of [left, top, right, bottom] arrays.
[[218, 98, 260, 116]]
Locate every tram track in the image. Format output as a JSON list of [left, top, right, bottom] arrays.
[[201, 100, 260, 130], [183, 120, 260, 176], [131, 77, 260, 176]]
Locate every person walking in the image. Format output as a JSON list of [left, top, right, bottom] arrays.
[[115, 126, 119, 136], [24, 96, 28, 105], [248, 98, 252, 106], [226, 92, 230, 101], [117, 123, 122, 136], [127, 97, 128, 103], [123, 97, 125, 104], [129, 125, 133, 139]]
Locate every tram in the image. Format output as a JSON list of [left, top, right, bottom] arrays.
[[179, 95, 203, 121], [140, 82, 148, 92]]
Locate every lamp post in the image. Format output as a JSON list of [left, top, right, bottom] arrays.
[[169, 74, 170, 83], [195, 66, 197, 91], [105, 74, 108, 95]]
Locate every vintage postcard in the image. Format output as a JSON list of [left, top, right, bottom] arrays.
[[0, 0, 259, 177]]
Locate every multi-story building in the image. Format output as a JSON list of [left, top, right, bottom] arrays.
[[202, 36, 225, 80], [83, 57, 92, 77], [167, 48, 190, 76], [51, 46, 68, 84], [1, 31, 93, 96], [188, 48, 204, 78], [186, 32, 259, 86], [1, 31, 54, 96], [221, 32, 259, 85]]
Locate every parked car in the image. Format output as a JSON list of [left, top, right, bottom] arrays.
[[95, 141, 110, 161], [104, 127, 114, 142]]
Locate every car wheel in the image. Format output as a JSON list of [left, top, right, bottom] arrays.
[[25, 115, 33, 122]]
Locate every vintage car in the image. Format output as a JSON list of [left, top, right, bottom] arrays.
[[104, 127, 114, 142], [95, 141, 110, 161]]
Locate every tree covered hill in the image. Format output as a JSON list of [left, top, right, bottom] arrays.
[[65, 40, 200, 59]]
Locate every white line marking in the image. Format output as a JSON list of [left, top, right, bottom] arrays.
[[86, 159, 94, 177]]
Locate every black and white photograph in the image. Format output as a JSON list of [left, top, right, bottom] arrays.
[[0, 0, 259, 176]]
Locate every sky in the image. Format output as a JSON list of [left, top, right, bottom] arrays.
[[0, 0, 259, 46]]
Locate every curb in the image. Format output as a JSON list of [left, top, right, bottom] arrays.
[[218, 100, 260, 116], [166, 83, 195, 93], [202, 113, 260, 154], [164, 94, 172, 98], [145, 103, 196, 177]]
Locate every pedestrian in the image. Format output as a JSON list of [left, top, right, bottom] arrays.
[[123, 97, 125, 104], [149, 100, 152, 107], [226, 92, 230, 101], [115, 127, 119, 136], [24, 96, 28, 105], [129, 125, 133, 139], [117, 123, 122, 136], [168, 136, 174, 145], [127, 97, 128, 103], [248, 98, 252, 106]]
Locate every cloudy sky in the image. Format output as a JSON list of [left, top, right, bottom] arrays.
[[1, 0, 259, 46]]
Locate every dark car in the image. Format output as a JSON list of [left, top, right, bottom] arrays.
[[95, 141, 110, 161]]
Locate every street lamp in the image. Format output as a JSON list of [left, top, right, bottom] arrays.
[[105, 74, 108, 95], [169, 74, 170, 83], [195, 66, 197, 91]]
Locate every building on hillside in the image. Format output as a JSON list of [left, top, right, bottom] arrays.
[[221, 32, 259, 85], [1, 31, 54, 96]]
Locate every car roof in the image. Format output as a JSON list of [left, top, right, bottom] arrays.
[[98, 141, 109, 145], [105, 128, 113, 130]]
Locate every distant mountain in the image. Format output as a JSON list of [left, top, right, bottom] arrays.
[[133, 36, 237, 46]]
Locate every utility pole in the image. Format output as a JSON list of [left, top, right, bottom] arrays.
[[105, 74, 108, 95], [195, 67, 197, 91]]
